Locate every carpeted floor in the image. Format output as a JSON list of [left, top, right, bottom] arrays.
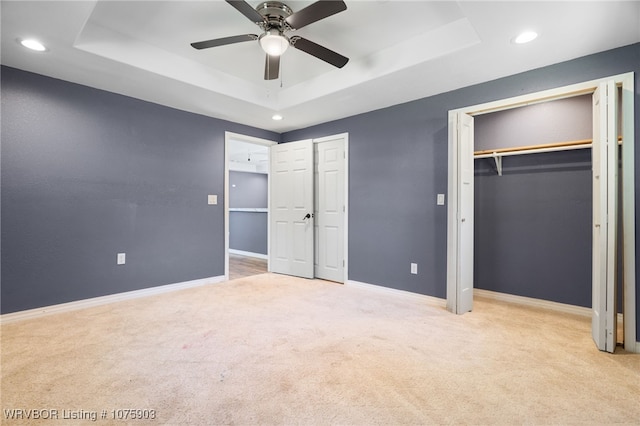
[[2, 273, 639, 425]]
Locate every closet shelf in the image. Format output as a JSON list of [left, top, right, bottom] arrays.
[[229, 208, 268, 213], [474, 137, 621, 176]]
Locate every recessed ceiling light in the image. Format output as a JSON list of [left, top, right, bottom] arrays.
[[19, 38, 47, 52], [272, 114, 283, 121], [513, 31, 538, 44]]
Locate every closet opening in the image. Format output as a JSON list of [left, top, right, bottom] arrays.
[[473, 94, 624, 347], [446, 73, 636, 353]]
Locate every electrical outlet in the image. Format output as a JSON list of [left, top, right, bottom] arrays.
[[208, 194, 217, 205], [117, 253, 126, 265], [411, 263, 418, 274]]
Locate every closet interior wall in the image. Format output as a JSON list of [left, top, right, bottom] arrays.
[[473, 95, 598, 308]]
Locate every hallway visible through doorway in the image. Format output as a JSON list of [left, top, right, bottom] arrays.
[[229, 254, 267, 280]]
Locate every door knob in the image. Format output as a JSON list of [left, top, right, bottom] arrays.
[[302, 213, 311, 220]]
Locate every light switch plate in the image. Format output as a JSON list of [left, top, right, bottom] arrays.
[[117, 253, 126, 265], [208, 195, 217, 205], [411, 263, 418, 274], [437, 194, 445, 205]]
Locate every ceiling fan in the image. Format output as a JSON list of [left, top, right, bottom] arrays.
[[191, 0, 349, 80]]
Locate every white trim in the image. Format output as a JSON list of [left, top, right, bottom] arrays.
[[0, 275, 225, 324], [474, 288, 591, 317], [347, 280, 446, 308], [344, 134, 349, 283], [455, 72, 633, 117], [447, 72, 636, 353], [224, 132, 277, 281], [620, 73, 636, 353], [229, 249, 268, 260]]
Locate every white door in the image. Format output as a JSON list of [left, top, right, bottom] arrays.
[[269, 140, 314, 278], [314, 137, 345, 282], [592, 80, 618, 352], [457, 113, 475, 314], [447, 112, 474, 314]]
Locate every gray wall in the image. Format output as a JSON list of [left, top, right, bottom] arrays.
[[229, 171, 268, 255], [474, 95, 592, 151], [475, 150, 592, 306], [282, 43, 640, 340], [229, 171, 268, 207], [1, 66, 278, 314], [229, 212, 268, 255]]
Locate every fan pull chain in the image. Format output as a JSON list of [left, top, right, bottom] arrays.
[[279, 55, 284, 88]]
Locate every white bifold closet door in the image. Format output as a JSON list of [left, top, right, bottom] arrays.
[[591, 80, 618, 353], [447, 111, 474, 314]]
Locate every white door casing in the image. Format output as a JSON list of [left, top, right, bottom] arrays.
[[269, 140, 314, 278], [314, 137, 346, 282], [446, 112, 474, 314], [591, 80, 618, 353]]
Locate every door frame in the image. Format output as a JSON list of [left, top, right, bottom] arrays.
[[224, 132, 277, 280], [446, 73, 637, 353], [313, 133, 350, 283]]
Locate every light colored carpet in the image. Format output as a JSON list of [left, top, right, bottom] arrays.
[[2, 273, 639, 425]]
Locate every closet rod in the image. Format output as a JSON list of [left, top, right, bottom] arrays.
[[474, 136, 622, 159], [474, 139, 591, 157], [474, 143, 590, 159]]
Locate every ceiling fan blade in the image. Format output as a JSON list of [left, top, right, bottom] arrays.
[[264, 54, 280, 80], [225, 0, 265, 24], [191, 34, 258, 50], [290, 36, 348, 68], [285, 0, 346, 30]]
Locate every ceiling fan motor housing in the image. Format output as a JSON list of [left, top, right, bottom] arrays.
[[256, 1, 294, 32]]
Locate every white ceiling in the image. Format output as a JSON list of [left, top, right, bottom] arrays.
[[2, 1, 639, 133]]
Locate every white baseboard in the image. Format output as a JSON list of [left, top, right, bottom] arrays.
[[346, 280, 446, 308], [0, 275, 226, 325], [229, 249, 268, 260], [474, 288, 592, 317]]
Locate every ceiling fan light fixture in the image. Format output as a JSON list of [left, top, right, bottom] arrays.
[[259, 29, 289, 56]]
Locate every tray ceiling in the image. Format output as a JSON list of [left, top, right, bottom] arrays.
[[2, 1, 639, 132]]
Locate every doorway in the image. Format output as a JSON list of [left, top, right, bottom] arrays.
[[224, 132, 277, 280], [446, 73, 636, 353]]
